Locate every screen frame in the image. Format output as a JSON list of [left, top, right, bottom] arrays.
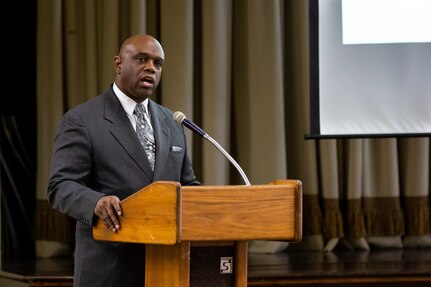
[[306, 0, 431, 139]]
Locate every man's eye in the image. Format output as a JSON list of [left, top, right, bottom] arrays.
[[138, 56, 148, 62]]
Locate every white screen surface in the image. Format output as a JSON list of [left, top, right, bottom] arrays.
[[342, 0, 431, 44], [311, 0, 431, 137]]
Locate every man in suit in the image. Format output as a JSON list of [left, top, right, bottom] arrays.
[[47, 34, 200, 287]]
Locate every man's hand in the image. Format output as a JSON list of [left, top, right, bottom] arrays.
[[94, 195, 122, 232]]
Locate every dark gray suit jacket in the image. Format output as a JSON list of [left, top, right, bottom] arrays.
[[47, 85, 200, 287]]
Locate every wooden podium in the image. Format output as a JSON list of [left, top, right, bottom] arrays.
[[93, 179, 302, 287]]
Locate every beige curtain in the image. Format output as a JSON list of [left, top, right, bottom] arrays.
[[35, 0, 430, 257]]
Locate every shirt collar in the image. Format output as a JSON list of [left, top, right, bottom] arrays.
[[113, 83, 149, 117]]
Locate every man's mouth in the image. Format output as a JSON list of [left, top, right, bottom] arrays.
[[142, 76, 154, 88]]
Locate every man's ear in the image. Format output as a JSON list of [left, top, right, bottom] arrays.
[[113, 56, 122, 74]]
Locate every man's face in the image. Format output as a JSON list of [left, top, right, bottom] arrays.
[[115, 36, 165, 103]]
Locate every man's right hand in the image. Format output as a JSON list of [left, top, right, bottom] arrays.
[[94, 195, 123, 232]]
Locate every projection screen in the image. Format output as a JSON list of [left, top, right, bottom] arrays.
[[307, 0, 431, 139]]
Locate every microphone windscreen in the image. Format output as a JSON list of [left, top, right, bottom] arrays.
[[173, 111, 186, 124]]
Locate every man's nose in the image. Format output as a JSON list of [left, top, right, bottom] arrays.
[[144, 61, 156, 72]]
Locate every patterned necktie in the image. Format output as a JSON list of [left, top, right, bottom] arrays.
[[134, 103, 156, 170]]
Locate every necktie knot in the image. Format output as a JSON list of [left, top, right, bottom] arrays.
[[135, 103, 146, 118]]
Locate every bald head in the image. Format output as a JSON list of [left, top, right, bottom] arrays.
[[118, 34, 164, 59], [114, 34, 165, 103]]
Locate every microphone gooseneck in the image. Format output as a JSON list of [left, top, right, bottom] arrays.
[[173, 111, 251, 186]]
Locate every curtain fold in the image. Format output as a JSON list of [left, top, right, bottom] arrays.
[[1, 117, 36, 259], [35, 0, 72, 258], [201, 0, 232, 185], [34, 0, 430, 257]]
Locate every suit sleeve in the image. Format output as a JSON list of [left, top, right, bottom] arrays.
[[179, 126, 201, 186], [47, 110, 105, 225]]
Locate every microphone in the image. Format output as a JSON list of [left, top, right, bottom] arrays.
[[173, 111, 251, 186], [173, 111, 206, 137]]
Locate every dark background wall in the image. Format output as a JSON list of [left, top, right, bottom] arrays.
[[1, 1, 37, 259], [1, 1, 37, 163]]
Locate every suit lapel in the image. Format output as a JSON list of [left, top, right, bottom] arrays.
[[148, 100, 170, 180], [104, 91, 154, 181]]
